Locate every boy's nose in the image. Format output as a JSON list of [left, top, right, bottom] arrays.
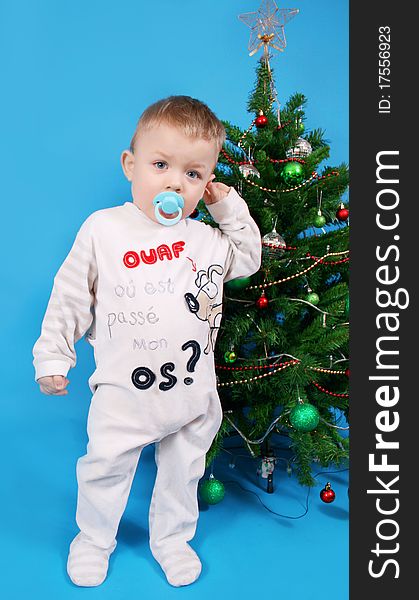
[[166, 182, 182, 192], [165, 174, 183, 193]]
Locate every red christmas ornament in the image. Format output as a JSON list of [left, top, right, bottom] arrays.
[[255, 111, 268, 129], [320, 482, 336, 503], [336, 203, 349, 222], [345, 368, 350, 377], [256, 291, 269, 309]]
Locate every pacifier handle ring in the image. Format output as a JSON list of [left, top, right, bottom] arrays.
[[154, 205, 183, 226]]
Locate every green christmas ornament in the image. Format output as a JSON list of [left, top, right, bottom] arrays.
[[313, 213, 326, 227], [224, 351, 237, 364], [199, 474, 225, 505], [225, 276, 252, 291], [306, 291, 320, 305], [289, 403, 320, 432], [281, 161, 304, 186]]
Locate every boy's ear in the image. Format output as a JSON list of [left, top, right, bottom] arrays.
[[120, 149, 135, 181]]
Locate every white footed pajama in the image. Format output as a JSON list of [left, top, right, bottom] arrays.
[[33, 188, 261, 586]]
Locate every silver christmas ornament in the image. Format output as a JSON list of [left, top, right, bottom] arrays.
[[239, 163, 261, 179], [286, 137, 312, 159], [262, 221, 286, 258]]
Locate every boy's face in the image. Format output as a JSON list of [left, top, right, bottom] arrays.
[[121, 122, 219, 223]]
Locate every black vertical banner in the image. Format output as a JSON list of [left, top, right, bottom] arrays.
[[350, 1, 415, 597]]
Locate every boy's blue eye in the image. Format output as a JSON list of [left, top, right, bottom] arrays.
[[154, 161, 167, 169], [187, 170, 201, 179]]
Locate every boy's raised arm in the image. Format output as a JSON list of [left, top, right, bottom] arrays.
[[205, 185, 262, 282]]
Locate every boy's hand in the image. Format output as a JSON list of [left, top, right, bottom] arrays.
[[38, 375, 70, 396], [203, 176, 231, 205]]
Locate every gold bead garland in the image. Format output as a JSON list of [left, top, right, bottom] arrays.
[[237, 117, 259, 150], [216, 362, 347, 376], [245, 172, 317, 193], [246, 250, 349, 290], [244, 169, 340, 193], [216, 359, 298, 371], [217, 360, 298, 387], [220, 146, 306, 167], [216, 359, 348, 389], [308, 366, 347, 375], [306, 254, 350, 265]]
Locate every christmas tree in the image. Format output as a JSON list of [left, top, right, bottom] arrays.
[[202, 1, 349, 488]]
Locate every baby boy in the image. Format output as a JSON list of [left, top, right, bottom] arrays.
[[33, 95, 261, 587]]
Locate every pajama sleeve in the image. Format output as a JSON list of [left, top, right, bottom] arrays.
[[32, 215, 98, 382], [205, 186, 262, 282]]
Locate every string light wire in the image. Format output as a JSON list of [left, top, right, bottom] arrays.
[[210, 466, 349, 520]]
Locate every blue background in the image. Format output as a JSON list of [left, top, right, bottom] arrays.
[[0, 1, 348, 598]]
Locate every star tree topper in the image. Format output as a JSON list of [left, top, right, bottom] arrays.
[[239, 0, 299, 58]]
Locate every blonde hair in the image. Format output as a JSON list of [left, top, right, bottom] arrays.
[[129, 95, 226, 154]]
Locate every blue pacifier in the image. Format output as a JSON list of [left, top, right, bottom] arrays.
[[152, 191, 185, 226]]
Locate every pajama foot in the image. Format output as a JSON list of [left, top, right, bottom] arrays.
[[153, 542, 202, 587], [67, 532, 114, 587]]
